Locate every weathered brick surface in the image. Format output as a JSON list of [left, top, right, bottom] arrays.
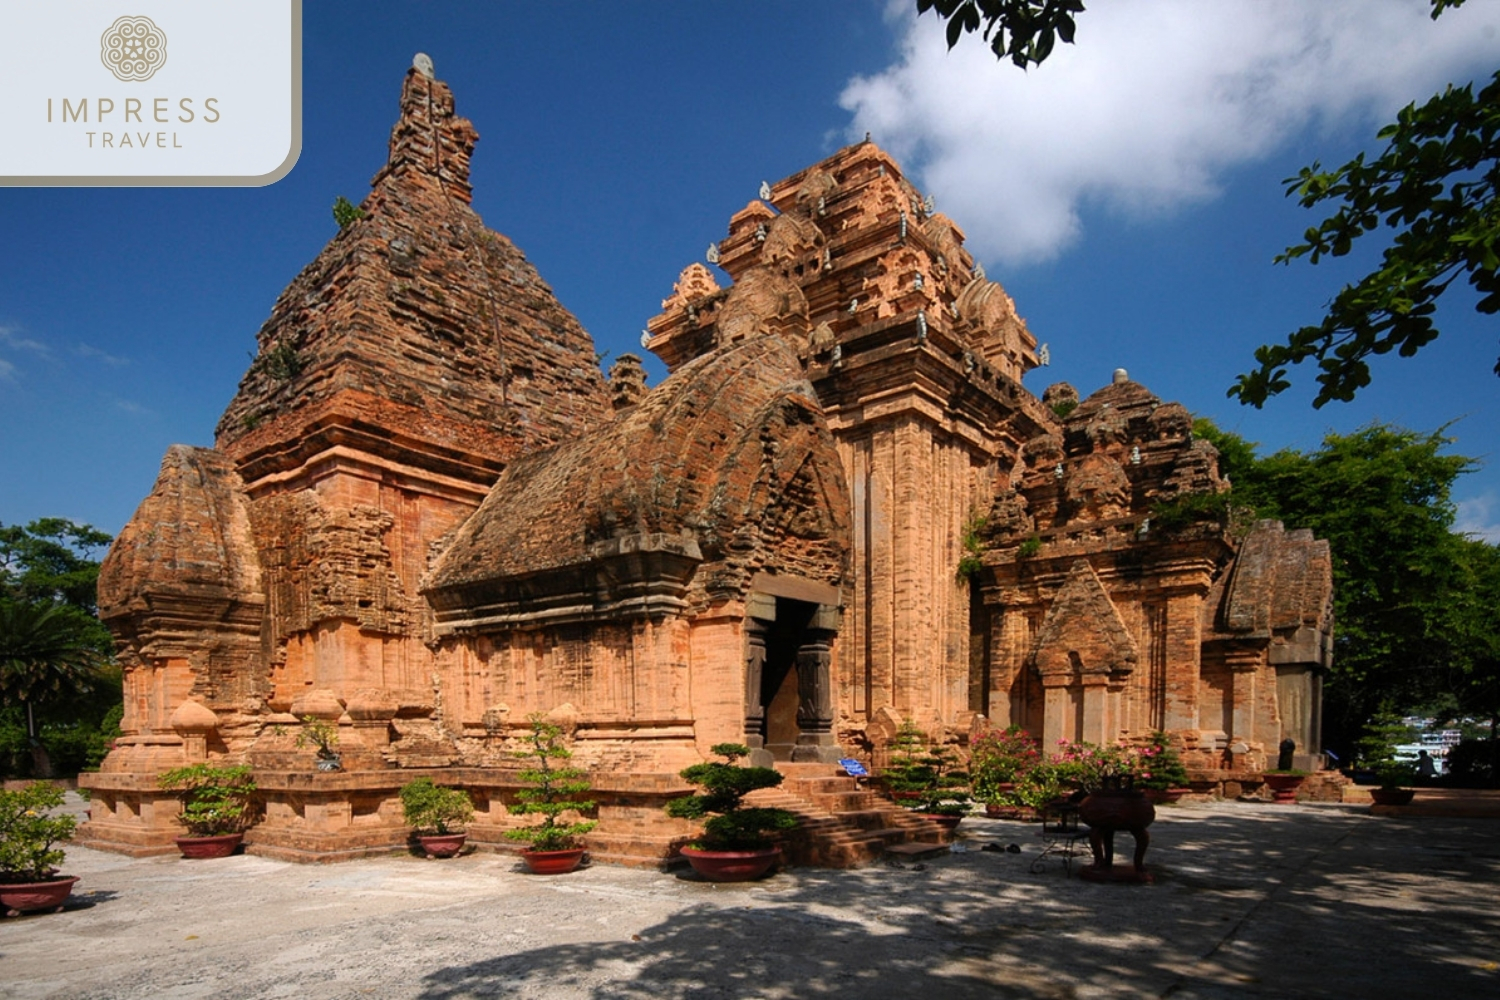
[[216, 69, 608, 477], [83, 72, 1334, 863]]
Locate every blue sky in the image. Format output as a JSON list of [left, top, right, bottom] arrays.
[[2, 0, 1497, 542]]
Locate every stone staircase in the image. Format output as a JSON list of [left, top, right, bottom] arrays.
[[746, 762, 952, 868]]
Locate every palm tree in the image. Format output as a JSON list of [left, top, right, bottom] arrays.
[[0, 601, 101, 777]]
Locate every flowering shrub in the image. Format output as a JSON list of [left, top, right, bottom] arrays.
[[969, 725, 1042, 803], [1132, 732, 1190, 791], [1051, 739, 1135, 792]]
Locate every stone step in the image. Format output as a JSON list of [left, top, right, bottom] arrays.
[[748, 767, 954, 868]]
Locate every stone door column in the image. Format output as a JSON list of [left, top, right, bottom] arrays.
[[743, 617, 769, 751], [792, 605, 840, 762]]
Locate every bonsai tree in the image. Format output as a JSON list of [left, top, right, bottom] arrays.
[[157, 764, 258, 837], [504, 716, 597, 853], [399, 778, 475, 836], [294, 716, 339, 761], [1357, 707, 1412, 786], [666, 743, 797, 851], [0, 781, 76, 883], [881, 722, 970, 815], [1133, 732, 1190, 791]]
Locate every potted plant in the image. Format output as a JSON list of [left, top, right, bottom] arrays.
[[399, 777, 475, 858], [881, 722, 970, 826], [1261, 769, 1310, 803], [1134, 732, 1191, 804], [1358, 707, 1416, 805], [666, 743, 798, 882], [157, 763, 258, 858], [970, 724, 1042, 814], [295, 716, 341, 771], [1371, 762, 1418, 806], [0, 781, 79, 916], [504, 715, 597, 874]]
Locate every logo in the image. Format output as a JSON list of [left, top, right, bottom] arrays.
[[100, 15, 167, 82]]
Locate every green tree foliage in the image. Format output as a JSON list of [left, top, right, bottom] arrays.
[[915, 0, 1494, 406], [1234, 65, 1500, 407], [0, 519, 118, 779], [916, 0, 1084, 69], [1194, 418, 1498, 756], [0, 602, 103, 777], [0, 519, 112, 656]]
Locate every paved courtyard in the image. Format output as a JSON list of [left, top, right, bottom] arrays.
[[3, 797, 1496, 999]]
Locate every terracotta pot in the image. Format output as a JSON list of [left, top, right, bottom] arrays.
[[1263, 773, 1305, 804], [417, 833, 467, 858], [1370, 787, 1415, 806], [889, 790, 922, 802], [917, 813, 963, 831], [521, 847, 586, 875], [679, 845, 780, 882], [175, 833, 243, 859], [1143, 787, 1190, 805], [1, 876, 79, 917]]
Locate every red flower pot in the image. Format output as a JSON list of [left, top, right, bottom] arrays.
[[417, 833, 467, 858], [1369, 787, 1415, 806], [175, 833, 243, 859], [679, 846, 780, 882], [521, 848, 586, 875], [1263, 773, 1306, 804], [1, 876, 79, 917], [1143, 787, 1190, 805]]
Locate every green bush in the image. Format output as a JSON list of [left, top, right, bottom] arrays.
[[157, 764, 258, 837], [399, 777, 474, 836], [0, 782, 76, 882]]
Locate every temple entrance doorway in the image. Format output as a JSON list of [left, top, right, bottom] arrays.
[[761, 599, 815, 760], [743, 585, 840, 764]]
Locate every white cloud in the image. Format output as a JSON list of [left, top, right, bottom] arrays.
[[1457, 493, 1500, 544], [73, 343, 130, 367], [0, 325, 48, 355], [841, 0, 1500, 267], [0, 325, 48, 380]]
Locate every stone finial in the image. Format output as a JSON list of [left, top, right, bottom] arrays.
[[608, 353, 648, 412], [345, 688, 399, 722], [1113, 368, 1130, 384], [412, 53, 434, 79], [376, 66, 479, 202], [170, 699, 218, 733], [660, 262, 721, 312], [290, 688, 345, 720]]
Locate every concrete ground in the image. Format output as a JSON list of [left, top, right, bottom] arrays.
[[3, 796, 1497, 1000]]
